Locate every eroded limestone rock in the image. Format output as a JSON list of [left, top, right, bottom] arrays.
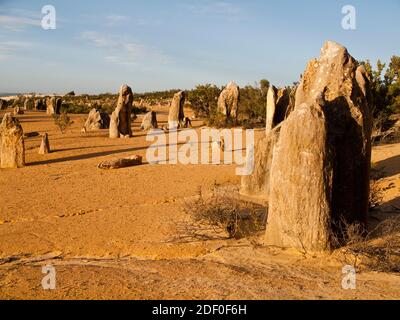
[[217, 82, 240, 121], [0, 113, 25, 168]]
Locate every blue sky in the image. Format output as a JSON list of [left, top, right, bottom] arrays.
[[0, 0, 399, 94]]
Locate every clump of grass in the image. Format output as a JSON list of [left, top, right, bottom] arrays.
[[369, 180, 384, 210], [369, 164, 385, 210], [182, 183, 266, 240], [338, 216, 400, 273]]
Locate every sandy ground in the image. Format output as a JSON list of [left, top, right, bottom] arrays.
[[0, 108, 399, 300]]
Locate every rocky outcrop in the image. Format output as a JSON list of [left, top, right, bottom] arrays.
[[275, 88, 291, 124], [264, 41, 372, 251], [109, 112, 119, 138], [168, 91, 185, 130], [217, 82, 240, 121], [294, 41, 372, 227], [265, 86, 277, 134], [140, 111, 158, 131], [97, 155, 142, 169], [13, 106, 24, 115], [109, 84, 133, 138], [0, 113, 25, 168], [38, 133, 50, 154], [0, 99, 8, 110], [46, 97, 56, 115], [240, 126, 280, 200], [55, 98, 62, 114], [265, 100, 332, 250], [266, 86, 292, 134], [34, 99, 45, 111], [24, 97, 34, 111], [11, 97, 22, 109], [242, 85, 291, 199], [83, 108, 110, 131]]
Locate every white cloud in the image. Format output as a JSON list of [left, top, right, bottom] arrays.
[[183, 1, 242, 16], [80, 31, 170, 66], [80, 31, 111, 47], [80, 13, 162, 28], [0, 8, 42, 31]]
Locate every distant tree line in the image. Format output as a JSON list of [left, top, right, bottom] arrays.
[[14, 55, 398, 129]]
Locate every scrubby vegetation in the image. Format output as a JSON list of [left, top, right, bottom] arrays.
[[7, 56, 399, 133], [133, 89, 180, 102], [330, 164, 400, 273], [362, 56, 400, 116], [187, 84, 220, 118], [53, 112, 74, 134], [3, 57, 398, 140], [337, 216, 400, 273], [187, 79, 272, 128], [369, 164, 385, 210], [62, 95, 147, 115], [362, 56, 400, 143], [181, 184, 266, 240]]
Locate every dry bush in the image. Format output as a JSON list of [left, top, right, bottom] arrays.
[[331, 218, 367, 248], [332, 166, 400, 273], [371, 114, 387, 145], [333, 203, 400, 273], [369, 165, 385, 210], [334, 159, 400, 272], [332, 169, 384, 248], [369, 179, 384, 210], [206, 113, 236, 128], [180, 184, 266, 241], [372, 113, 400, 145], [53, 112, 74, 134], [340, 216, 400, 273]]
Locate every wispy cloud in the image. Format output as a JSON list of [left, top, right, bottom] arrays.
[[80, 31, 111, 47], [105, 14, 129, 26], [80, 13, 162, 28], [80, 31, 170, 66], [134, 18, 163, 27], [182, 1, 242, 17], [0, 8, 41, 31], [0, 15, 40, 31], [0, 40, 33, 60]]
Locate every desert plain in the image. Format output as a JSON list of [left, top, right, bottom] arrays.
[[0, 106, 399, 300]]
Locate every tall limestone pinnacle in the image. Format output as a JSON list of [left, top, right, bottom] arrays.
[[168, 91, 185, 130], [109, 84, 134, 138], [264, 41, 373, 251]]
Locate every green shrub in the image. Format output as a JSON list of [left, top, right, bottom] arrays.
[[187, 84, 221, 118], [53, 112, 74, 134], [62, 103, 90, 114], [239, 84, 266, 121]]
